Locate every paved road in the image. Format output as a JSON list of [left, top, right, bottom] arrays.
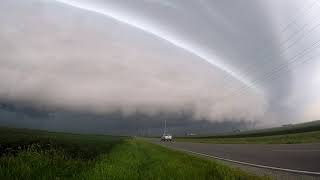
[[152, 140, 320, 173]]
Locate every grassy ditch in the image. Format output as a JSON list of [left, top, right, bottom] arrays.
[[77, 139, 268, 180]]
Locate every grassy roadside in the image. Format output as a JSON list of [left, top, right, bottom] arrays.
[[177, 130, 320, 144], [77, 139, 268, 180], [0, 127, 268, 180]]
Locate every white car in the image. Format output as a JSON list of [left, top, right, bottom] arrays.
[[161, 134, 173, 141]]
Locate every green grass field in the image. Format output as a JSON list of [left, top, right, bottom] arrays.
[[0, 127, 267, 180], [210, 120, 320, 138], [174, 120, 320, 144], [177, 130, 320, 144]]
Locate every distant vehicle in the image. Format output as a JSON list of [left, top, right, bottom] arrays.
[[232, 128, 241, 133], [161, 134, 173, 141], [161, 120, 173, 141]]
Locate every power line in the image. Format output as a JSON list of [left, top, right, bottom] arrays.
[[215, 25, 320, 101], [211, 1, 320, 96], [258, 41, 320, 84], [280, 0, 318, 33], [236, 7, 320, 83], [225, 36, 320, 99]]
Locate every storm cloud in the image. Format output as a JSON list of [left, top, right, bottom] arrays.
[[0, 0, 320, 134]]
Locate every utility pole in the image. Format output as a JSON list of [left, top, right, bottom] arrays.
[[164, 119, 167, 135]]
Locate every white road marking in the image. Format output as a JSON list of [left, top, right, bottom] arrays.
[[272, 149, 320, 152], [159, 143, 320, 176]]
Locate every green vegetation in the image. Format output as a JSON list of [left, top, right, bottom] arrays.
[[0, 127, 125, 179], [177, 120, 320, 144], [0, 127, 267, 180], [177, 130, 320, 144], [0, 127, 125, 159], [78, 140, 267, 180], [210, 120, 320, 138]]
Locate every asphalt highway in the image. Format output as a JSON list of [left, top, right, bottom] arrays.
[[152, 140, 320, 173]]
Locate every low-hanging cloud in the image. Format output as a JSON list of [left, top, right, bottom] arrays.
[[1, 0, 320, 133], [0, 0, 267, 123]]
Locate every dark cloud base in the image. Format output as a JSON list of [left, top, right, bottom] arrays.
[[0, 102, 254, 136]]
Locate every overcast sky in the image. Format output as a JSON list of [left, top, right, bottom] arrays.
[[1, 0, 320, 134]]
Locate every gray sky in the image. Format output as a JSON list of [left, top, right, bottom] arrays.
[[0, 0, 320, 134]]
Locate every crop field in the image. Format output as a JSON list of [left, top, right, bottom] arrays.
[[0, 127, 268, 180], [177, 130, 320, 144], [177, 121, 320, 144], [216, 120, 320, 138]]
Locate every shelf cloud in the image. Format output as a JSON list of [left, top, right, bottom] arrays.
[[0, 0, 320, 133]]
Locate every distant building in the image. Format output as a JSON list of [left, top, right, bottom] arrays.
[[186, 133, 197, 136]]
